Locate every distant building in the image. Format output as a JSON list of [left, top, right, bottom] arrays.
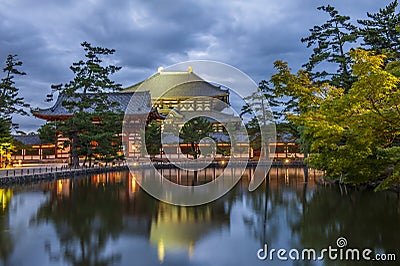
[[11, 134, 56, 164]]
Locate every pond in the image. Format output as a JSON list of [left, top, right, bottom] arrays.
[[0, 167, 399, 266]]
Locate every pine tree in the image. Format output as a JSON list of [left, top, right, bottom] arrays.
[[0, 118, 14, 168], [145, 120, 161, 158], [358, 0, 400, 61], [271, 49, 400, 189], [38, 122, 58, 144], [47, 42, 122, 168], [301, 5, 358, 91], [0, 54, 29, 129], [179, 117, 213, 159], [241, 80, 279, 156]]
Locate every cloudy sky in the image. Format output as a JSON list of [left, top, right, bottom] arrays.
[[0, 0, 395, 132]]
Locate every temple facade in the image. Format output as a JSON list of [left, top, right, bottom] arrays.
[[33, 68, 243, 162], [31, 67, 303, 163]]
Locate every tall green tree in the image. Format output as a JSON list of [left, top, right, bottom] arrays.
[[241, 81, 277, 158], [47, 42, 122, 168], [38, 122, 58, 144], [0, 118, 14, 168], [241, 80, 281, 120], [93, 111, 124, 165], [301, 5, 358, 91], [244, 116, 262, 151], [386, 60, 400, 77], [145, 120, 161, 158], [271, 49, 400, 190], [0, 54, 29, 129], [270, 60, 320, 158], [358, 0, 400, 61], [179, 117, 213, 159]]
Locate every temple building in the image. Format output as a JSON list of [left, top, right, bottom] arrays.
[[31, 67, 302, 163], [123, 67, 241, 131], [122, 67, 243, 159], [32, 68, 243, 162], [33, 68, 247, 159], [11, 134, 56, 163], [33, 91, 156, 162]]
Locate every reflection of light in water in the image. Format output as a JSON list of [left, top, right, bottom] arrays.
[[0, 189, 12, 210], [189, 241, 194, 260], [285, 168, 289, 185], [131, 176, 138, 193], [57, 180, 63, 194], [57, 179, 71, 196], [149, 202, 217, 262], [158, 240, 165, 263], [1, 190, 6, 210], [115, 173, 121, 183]]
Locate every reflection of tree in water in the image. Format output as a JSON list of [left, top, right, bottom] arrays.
[[243, 166, 400, 265], [31, 169, 235, 265], [0, 189, 14, 266], [240, 168, 320, 266], [292, 187, 400, 257], [240, 168, 311, 245], [33, 178, 125, 266]]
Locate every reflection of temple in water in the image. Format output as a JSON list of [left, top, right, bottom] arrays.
[[150, 201, 229, 262], [37, 166, 324, 263], [42, 170, 231, 263]]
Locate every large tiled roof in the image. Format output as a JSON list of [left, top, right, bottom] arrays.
[[123, 71, 228, 98], [162, 81, 228, 98], [33, 91, 151, 120]]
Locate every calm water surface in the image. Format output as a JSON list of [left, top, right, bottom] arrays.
[[0, 168, 399, 266]]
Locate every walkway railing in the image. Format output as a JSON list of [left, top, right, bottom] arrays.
[[0, 162, 127, 178]]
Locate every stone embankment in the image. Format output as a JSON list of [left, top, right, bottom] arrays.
[[0, 165, 128, 187]]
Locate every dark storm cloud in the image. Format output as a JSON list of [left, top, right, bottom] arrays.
[[0, 0, 394, 132]]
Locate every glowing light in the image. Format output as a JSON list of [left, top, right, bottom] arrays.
[[158, 240, 165, 262], [57, 180, 63, 194], [285, 168, 289, 184], [0, 189, 12, 211], [284, 158, 290, 165], [1, 190, 6, 210], [189, 241, 194, 259], [131, 176, 137, 192]]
